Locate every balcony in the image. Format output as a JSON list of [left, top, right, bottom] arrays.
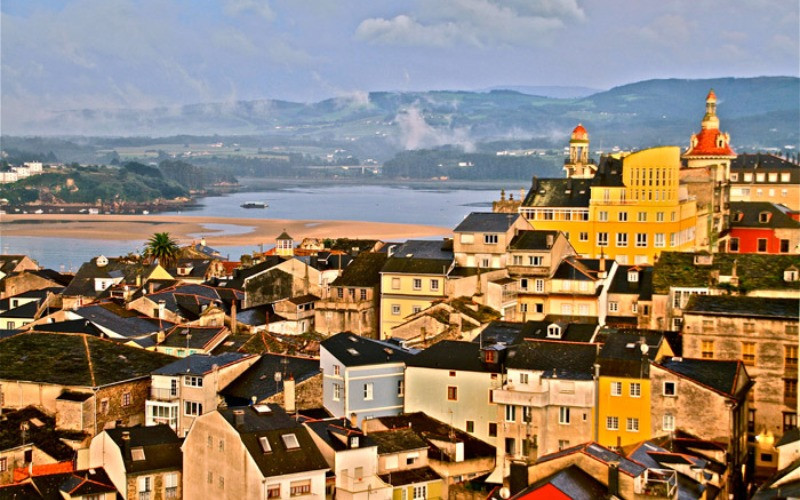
[[493, 386, 594, 408], [150, 387, 179, 401]]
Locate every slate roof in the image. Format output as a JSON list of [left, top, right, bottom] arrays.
[[235, 304, 271, 326], [331, 252, 387, 287], [75, 302, 175, 343], [221, 354, 320, 406], [0, 333, 174, 387], [28, 269, 73, 287], [652, 251, 800, 293], [520, 319, 598, 343], [608, 265, 654, 300], [598, 331, 665, 378], [0, 300, 41, 319], [218, 405, 329, 478], [0, 407, 83, 462], [329, 238, 382, 254], [153, 352, 254, 376], [657, 357, 748, 398], [106, 425, 182, 474], [513, 465, 608, 500], [382, 240, 454, 275], [372, 412, 495, 461], [405, 340, 503, 373], [167, 258, 215, 280], [730, 201, 800, 229], [552, 257, 606, 281], [160, 325, 228, 349], [287, 294, 319, 305], [304, 418, 377, 452], [322, 332, 416, 367], [754, 457, 800, 499], [379, 466, 441, 486], [369, 428, 428, 454], [684, 295, 799, 320], [222, 257, 285, 289], [590, 155, 625, 187], [31, 319, 105, 337], [508, 230, 561, 251], [453, 212, 522, 233], [61, 257, 159, 298], [506, 340, 598, 380], [536, 442, 647, 478], [145, 283, 243, 316], [731, 153, 800, 183], [0, 255, 35, 275], [26, 468, 118, 500], [522, 178, 592, 208]]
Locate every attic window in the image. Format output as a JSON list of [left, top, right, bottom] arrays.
[[546, 325, 562, 339], [282, 433, 300, 450], [785, 269, 799, 282], [628, 271, 639, 283], [484, 350, 497, 363], [131, 447, 146, 461], [253, 404, 272, 414], [348, 336, 358, 342], [734, 212, 744, 222], [347, 348, 359, 356], [259, 436, 272, 453], [759, 212, 771, 223]]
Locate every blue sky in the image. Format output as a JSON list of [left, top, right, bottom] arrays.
[[1, 0, 798, 129]]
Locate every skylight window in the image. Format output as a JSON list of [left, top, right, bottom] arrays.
[[253, 404, 271, 414], [282, 433, 300, 450], [131, 447, 146, 461], [259, 436, 272, 453], [347, 348, 359, 356]]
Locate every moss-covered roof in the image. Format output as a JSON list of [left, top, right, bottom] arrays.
[[0, 333, 175, 387], [652, 252, 800, 294], [331, 252, 387, 287]]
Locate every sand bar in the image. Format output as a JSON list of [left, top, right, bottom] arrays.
[[0, 214, 451, 247]]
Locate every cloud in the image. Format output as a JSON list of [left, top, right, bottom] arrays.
[[355, 0, 584, 48], [222, 0, 275, 21], [394, 104, 475, 152]]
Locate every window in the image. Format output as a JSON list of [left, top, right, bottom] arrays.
[[412, 279, 422, 290], [484, 234, 498, 244], [413, 485, 427, 499], [609, 302, 618, 312], [529, 256, 543, 266], [267, 485, 281, 499], [635, 233, 647, 248], [638, 212, 647, 222], [749, 409, 756, 433], [489, 422, 498, 437], [616, 232, 628, 247], [184, 375, 203, 387], [535, 279, 545, 293], [784, 413, 798, 432], [519, 303, 528, 313], [626, 417, 639, 432], [781, 172, 791, 182], [520, 373, 529, 384], [363, 383, 373, 401], [406, 452, 419, 465], [412, 306, 422, 314], [513, 255, 523, 265], [632, 302, 638, 313], [656, 212, 664, 222], [520, 278, 529, 290], [138, 476, 151, 494], [122, 392, 131, 407], [599, 211, 609, 222], [742, 342, 756, 366], [505, 437, 516, 455], [337, 288, 344, 299], [618, 211, 628, 222], [207, 472, 213, 484], [730, 238, 739, 252], [663, 381, 676, 397], [654, 233, 665, 248], [606, 416, 619, 430], [466, 420, 474, 433], [430, 279, 439, 291], [391, 304, 400, 315], [360, 289, 367, 300], [663, 414, 675, 431], [701, 340, 714, 359], [505, 405, 516, 422], [757, 173, 766, 183], [630, 382, 641, 398], [391, 278, 400, 290], [333, 364, 341, 376], [259, 436, 272, 453], [559, 407, 570, 424], [282, 433, 301, 450], [611, 381, 622, 396], [579, 232, 589, 242], [290, 480, 311, 497], [333, 383, 342, 401], [522, 406, 532, 423], [219, 476, 225, 489], [597, 232, 608, 247], [785, 379, 798, 402], [547, 324, 561, 338], [535, 303, 544, 313], [184, 401, 203, 416], [757, 239, 768, 253], [447, 386, 458, 401], [786, 345, 798, 368], [781, 240, 791, 253]]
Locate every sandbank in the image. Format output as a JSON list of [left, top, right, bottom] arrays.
[[0, 214, 451, 247]]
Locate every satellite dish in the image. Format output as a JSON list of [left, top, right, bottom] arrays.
[[499, 487, 511, 499], [640, 343, 650, 355]]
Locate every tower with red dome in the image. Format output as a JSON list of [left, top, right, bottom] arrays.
[[564, 123, 596, 178]]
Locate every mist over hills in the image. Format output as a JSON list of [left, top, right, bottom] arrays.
[[3, 77, 798, 160]]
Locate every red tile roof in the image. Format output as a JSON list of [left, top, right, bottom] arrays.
[[13, 461, 74, 482], [684, 128, 736, 158]]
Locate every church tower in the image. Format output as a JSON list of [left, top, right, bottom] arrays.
[[564, 124, 596, 178]]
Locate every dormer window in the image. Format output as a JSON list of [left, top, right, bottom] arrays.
[[350, 436, 359, 448], [281, 433, 300, 450], [734, 212, 744, 222], [547, 324, 562, 339], [759, 212, 771, 223], [785, 268, 799, 282], [484, 350, 497, 363], [628, 271, 639, 283]]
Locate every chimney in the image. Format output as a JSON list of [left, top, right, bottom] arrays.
[[234, 409, 245, 427], [121, 431, 131, 459], [509, 461, 529, 497], [598, 255, 607, 279], [158, 300, 166, 319], [546, 234, 554, 249], [455, 441, 464, 463], [156, 330, 165, 344], [230, 299, 238, 334], [284, 375, 296, 414], [350, 412, 358, 428], [135, 273, 142, 287], [200, 237, 206, 247], [148, 282, 155, 295], [608, 462, 620, 497]]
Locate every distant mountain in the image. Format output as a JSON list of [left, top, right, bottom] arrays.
[[4, 77, 798, 157], [480, 85, 602, 98]]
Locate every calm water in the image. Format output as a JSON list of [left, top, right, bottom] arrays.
[[1, 185, 500, 270]]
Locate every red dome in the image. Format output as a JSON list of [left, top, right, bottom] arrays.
[[571, 124, 588, 141], [684, 128, 736, 158], [706, 89, 717, 102]]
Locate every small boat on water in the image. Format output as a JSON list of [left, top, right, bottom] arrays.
[[241, 201, 269, 209]]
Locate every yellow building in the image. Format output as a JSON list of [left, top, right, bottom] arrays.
[[520, 145, 697, 265], [596, 331, 673, 449], [379, 240, 452, 338]]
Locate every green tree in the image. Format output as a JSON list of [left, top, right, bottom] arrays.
[[144, 232, 180, 268]]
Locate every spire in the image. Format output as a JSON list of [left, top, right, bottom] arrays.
[[701, 89, 719, 130]]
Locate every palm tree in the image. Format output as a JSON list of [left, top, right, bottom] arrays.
[[144, 232, 180, 268]]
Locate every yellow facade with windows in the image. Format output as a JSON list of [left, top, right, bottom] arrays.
[[521, 147, 697, 265], [380, 272, 447, 338]]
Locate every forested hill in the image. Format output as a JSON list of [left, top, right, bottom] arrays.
[[5, 77, 797, 154]]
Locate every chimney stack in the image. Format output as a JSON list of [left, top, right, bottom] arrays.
[[234, 409, 245, 427], [230, 299, 238, 334], [121, 431, 131, 459], [546, 234, 554, 249], [158, 300, 166, 319], [608, 462, 620, 497], [509, 461, 529, 497], [284, 375, 296, 414]]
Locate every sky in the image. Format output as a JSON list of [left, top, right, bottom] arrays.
[[1, 0, 798, 131]]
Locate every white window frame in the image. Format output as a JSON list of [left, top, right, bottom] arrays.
[[627, 417, 639, 432], [484, 234, 499, 244], [363, 382, 374, 401], [663, 381, 677, 397], [611, 381, 622, 396], [630, 382, 641, 398], [616, 233, 628, 247], [606, 416, 619, 430], [597, 232, 609, 247], [663, 414, 675, 431], [559, 406, 570, 424], [636, 233, 648, 248]]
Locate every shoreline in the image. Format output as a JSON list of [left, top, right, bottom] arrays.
[[0, 214, 451, 247]]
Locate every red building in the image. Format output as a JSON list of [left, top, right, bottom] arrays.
[[727, 201, 800, 254]]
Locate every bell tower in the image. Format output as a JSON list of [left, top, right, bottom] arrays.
[[564, 124, 596, 178]]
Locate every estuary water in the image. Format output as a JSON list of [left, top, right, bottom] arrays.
[[1, 184, 504, 270]]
